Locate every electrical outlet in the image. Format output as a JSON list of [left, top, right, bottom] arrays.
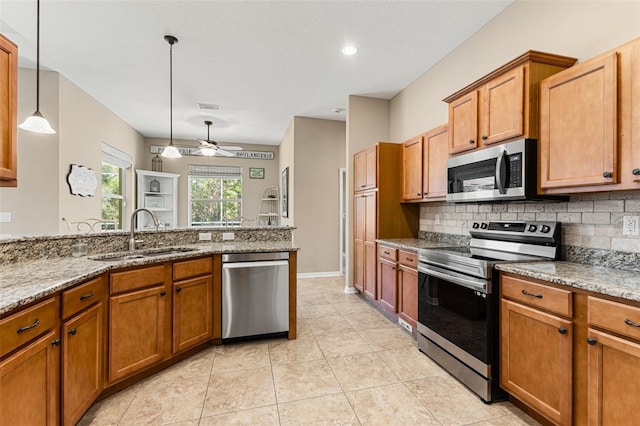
[[198, 232, 212, 241], [222, 232, 235, 241], [0, 212, 11, 223], [398, 318, 413, 334], [623, 216, 640, 237]]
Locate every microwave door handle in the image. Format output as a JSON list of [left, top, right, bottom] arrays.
[[495, 149, 507, 194]]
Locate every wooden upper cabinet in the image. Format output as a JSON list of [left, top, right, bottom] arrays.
[[423, 124, 448, 200], [354, 145, 377, 191], [402, 135, 423, 200], [444, 51, 576, 155], [0, 34, 18, 187], [540, 52, 618, 189], [448, 91, 478, 154], [481, 66, 524, 145]]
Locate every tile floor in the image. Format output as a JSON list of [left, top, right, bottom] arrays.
[[79, 276, 540, 425]]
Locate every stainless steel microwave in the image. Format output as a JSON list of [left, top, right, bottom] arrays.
[[446, 139, 560, 203]]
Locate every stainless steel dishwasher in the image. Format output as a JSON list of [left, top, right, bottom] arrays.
[[221, 252, 289, 340]]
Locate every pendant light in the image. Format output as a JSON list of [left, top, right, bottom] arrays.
[[19, 0, 55, 134], [161, 35, 181, 158]]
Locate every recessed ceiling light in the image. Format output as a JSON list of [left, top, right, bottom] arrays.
[[197, 102, 222, 111], [342, 45, 358, 56]]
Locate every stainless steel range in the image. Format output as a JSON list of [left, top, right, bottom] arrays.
[[417, 221, 561, 402]]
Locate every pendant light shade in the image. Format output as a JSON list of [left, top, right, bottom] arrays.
[[161, 35, 181, 158], [20, 0, 55, 134]]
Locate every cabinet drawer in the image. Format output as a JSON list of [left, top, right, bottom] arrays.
[[501, 274, 572, 317], [173, 257, 212, 281], [0, 297, 59, 357], [378, 245, 397, 261], [588, 296, 640, 341], [62, 276, 104, 319], [398, 250, 417, 268], [110, 265, 166, 295]]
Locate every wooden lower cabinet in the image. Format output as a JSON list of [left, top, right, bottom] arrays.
[[500, 299, 573, 425], [398, 264, 418, 328], [586, 328, 640, 426], [363, 243, 377, 300], [377, 256, 397, 314], [109, 285, 170, 383], [62, 302, 103, 426], [0, 329, 60, 426], [354, 241, 364, 292], [173, 275, 213, 353]]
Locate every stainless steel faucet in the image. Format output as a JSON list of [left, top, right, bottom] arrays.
[[129, 208, 160, 250]]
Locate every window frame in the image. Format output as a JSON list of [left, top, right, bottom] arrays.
[[188, 166, 243, 227]]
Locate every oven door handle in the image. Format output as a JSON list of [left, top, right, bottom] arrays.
[[495, 149, 507, 194], [418, 264, 488, 294]]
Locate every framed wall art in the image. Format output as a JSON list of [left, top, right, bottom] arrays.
[[281, 167, 289, 218], [249, 167, 265, 179]]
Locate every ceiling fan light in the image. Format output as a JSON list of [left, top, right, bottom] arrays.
[[161, 144, 181, 158], [19, 111, 56, 134], [200, 147, 216, 156]]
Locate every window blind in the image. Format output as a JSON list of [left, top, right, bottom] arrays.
[[189, 165, 242, 178], [101, 143, 132, 169]]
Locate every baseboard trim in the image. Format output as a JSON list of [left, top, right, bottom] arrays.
[[297, 271, 343, 278]]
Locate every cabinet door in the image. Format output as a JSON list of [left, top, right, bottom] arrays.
[[353, 194, 366, 293], [354, 241, 365, 293], [423, 124, 448, 199], [398, 265, 418, 328], [501, 299, 572, 425], [481, 66, 524, 145], [402, 136, 423, 201], [173, 276, 213, 353], [354, 151, 366, 191], [587, 328, 640, 426], [364, 146, 378, 190], [63, 303, 103, 426], [540, 52, 618, 189], [364, 243, 377, 300], [377, 257, 397, 313], [448, 91, 478, 154], [0, 329, 60, 426], [0, 35, 18, 187], [109, 286, 169, 383]]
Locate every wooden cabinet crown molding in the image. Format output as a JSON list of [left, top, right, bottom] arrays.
[[443, 50, 577, 103]]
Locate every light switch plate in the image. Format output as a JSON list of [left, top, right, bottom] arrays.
[[222, 232, 235, 241], [198, 232, 212, 241], [0, 212, 11, 223]]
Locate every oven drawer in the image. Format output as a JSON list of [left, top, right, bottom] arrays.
[[588, 296, 640, 341], [398, 250, 417, 268], [378, 245, 397, 261], [501, 274, 572, 317]]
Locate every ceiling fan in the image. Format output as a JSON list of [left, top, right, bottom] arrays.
[[197, 121, 243, 157]]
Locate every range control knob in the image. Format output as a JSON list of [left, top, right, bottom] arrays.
[[541, 225, 551, 233], [480, 223, 488, 229], [472, 222, 480, 229], [528, 224, 538, 232]]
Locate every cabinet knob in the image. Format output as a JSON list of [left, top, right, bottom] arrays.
[[558, 327, 568, 335], [632, 168, 640, 176], [176, 287, 182, 293], [469, 139, 475, 145], [51, 338, 61, 347], [417, 193, 421, 197], [68, 328, 77, 336], [481, 135, 487, 140], [587, 337, 597, 346], [603, 171, 612, 178], [160, 291, 166, 297]]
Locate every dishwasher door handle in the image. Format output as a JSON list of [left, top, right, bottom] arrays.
[[222, 260, 289, 270]]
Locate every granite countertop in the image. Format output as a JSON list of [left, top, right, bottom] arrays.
[[496, 262, 640, 303], [376, 238, 459, 252], [0, 241, 298, 316]]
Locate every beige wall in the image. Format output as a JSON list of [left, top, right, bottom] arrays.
[[0, 69, 146, 237], [144, 138, 279, 227], [291, 117, 345, 274], [345, 95, 390, 285]]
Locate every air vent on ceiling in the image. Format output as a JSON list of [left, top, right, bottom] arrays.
[[197, 103, 222, 111]]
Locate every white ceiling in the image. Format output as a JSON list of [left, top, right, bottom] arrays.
[[1, 0, 514, 146]]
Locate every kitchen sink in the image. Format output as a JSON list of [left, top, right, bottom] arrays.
[[89, 247, 199, 262]]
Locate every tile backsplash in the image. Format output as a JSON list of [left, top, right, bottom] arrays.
[[419, 190, 640, 254]]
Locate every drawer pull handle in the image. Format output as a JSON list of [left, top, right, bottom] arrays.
[[624, 318, 640, 328], [68, 328, 77, 336], [405, 257, 413, 262], [16, 318, 40, 334], [521, 289, 543, 299], [79, 291, 94, 301], [558, 327, 568, 335], [587, 337, 597, 346]]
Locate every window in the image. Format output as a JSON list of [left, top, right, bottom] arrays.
[[101, 144, 132, 230], [189, 165, 243, 227]]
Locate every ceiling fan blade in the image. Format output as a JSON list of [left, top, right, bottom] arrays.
[[217, 145, 243, 151], [215, 149, 236, 157]]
